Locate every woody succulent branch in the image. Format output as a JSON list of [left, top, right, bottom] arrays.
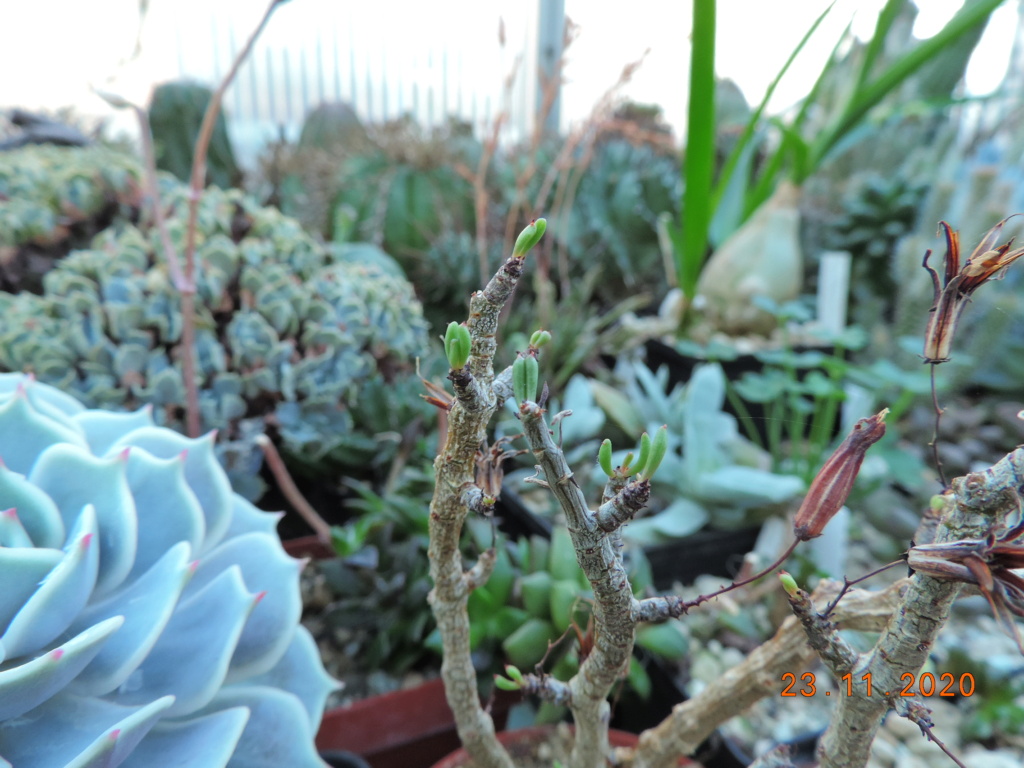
[[426, 217, 1024, 768]]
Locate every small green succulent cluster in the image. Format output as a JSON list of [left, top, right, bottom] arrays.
[[306, 469, 436, 696], [0, 145, 144, 290], [0, 178, 429, 489], [478, 525, 685, 713], [537, 136, 680, 306], [825, 174, 926, 305]]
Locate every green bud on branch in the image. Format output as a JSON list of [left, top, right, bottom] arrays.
[[634, 432, 651, 478], [512, 218, 547, 257], [493, 675, 522, 692], [598, 439, 614, 477], [529, 329, 552, 349], [444, 321, 472, 370], [637, 425, 668, 480], [778, 571, 799, 597], [493, 664, 525, 691], [512, 354, 539, 404]]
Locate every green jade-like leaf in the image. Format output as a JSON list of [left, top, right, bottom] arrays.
[[512, 218, 547, 257]]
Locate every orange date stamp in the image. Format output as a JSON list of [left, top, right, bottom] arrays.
[[781, 672, 976, 698]]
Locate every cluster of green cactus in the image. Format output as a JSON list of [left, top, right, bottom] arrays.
[[542, 136, 680, 306], [0, 173, 430, 489], [0, 144, 144, 290], [274, 102, 374, 236], [825, 174, 926, 305], [148, 81, 241, 190], [330, 116, 479, 257]]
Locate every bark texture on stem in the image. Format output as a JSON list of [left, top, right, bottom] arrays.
[[630, 580, 904, 768], [520, 402, 645, 768], [813, 450, 1024, 768], [427, 257, 528, 768]]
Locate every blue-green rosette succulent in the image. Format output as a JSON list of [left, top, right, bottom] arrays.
[[0, 374, 337, 767]]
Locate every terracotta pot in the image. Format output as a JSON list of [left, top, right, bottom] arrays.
[[282, 533, 335, 560], [315, 677, 515, 768], [429, 725, 700, 768]]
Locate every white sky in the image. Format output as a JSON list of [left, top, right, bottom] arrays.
[[1, 1, 1018, 151]]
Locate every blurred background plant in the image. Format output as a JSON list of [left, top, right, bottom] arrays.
[[149, 80, 242, 191], [0, 142, 144, 292], [672, 0, 1004, 341], [0, 160, 433, 502]]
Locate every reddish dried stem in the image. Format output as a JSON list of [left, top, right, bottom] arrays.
[[256, 436, 332, 543], [179, 0, 280, 436], [929, 363, 947, 487]]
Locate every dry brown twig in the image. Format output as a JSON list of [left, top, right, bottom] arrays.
[[97, 0, 283, 439]]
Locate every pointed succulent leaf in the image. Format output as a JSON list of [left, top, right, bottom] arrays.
[[119, 707, 249, 768], [67, 543, 193, 696], [0, 616, 123, 720], [241, 626, 340, 732], [0, 386, 88, 475], [0, 547, 62, 632], [0, 372, 86, 418], [0, 457, 81, 557], [0, 693, 174, 768], [222, 496, 282, 540], [199, 687, 324, 768], [108, 428, 233, 553], [121, 449, 204, 579], [72, 407, 156, 457], [30, 447, 136, 596], [1, 507, 100, 658], [108, 566, 254, 717], [0, 508, 32, 548], [185, 533, 302, 680]]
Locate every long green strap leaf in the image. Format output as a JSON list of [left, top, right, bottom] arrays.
[[854, 0, 906, 93], [710, 1, 835, 219], [808, 0, 1006, 172], [678, 0, 717, 298]]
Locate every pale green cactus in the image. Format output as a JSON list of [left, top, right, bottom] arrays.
[[0, 373, 337, 767]]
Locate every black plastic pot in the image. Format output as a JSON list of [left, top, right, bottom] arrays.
[[644, 339, 844, 445], [645, 526, 762, 590], [321, 751, 373, 768]]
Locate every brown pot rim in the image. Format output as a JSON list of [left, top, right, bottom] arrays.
[[429, 725, 697, 768]]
